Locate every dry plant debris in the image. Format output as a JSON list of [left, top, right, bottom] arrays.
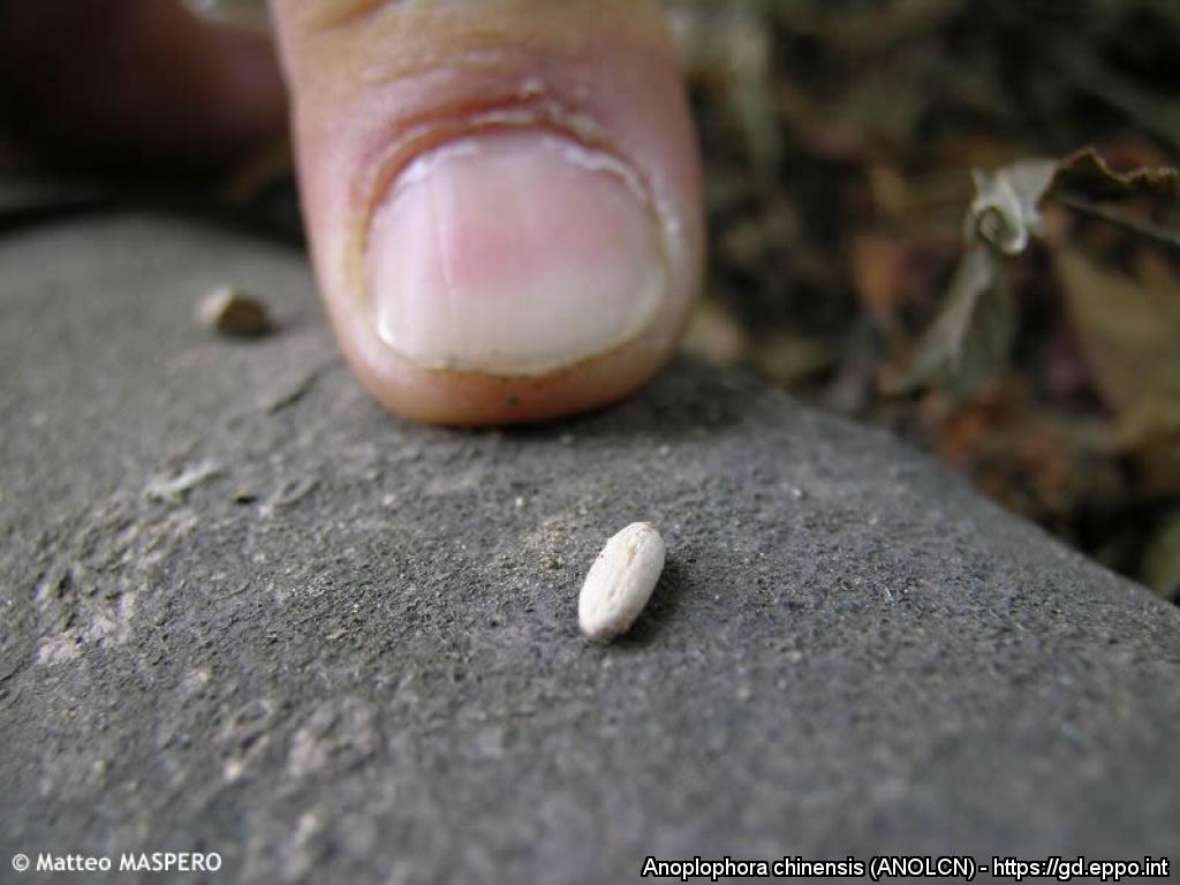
[[197, 286, 273, 338], [669, 0, 1180, 599]]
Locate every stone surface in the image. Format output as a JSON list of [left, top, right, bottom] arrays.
[[1, 215, 1178, 883]]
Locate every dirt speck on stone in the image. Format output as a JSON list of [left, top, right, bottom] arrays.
[[197, 286, 272, 338]]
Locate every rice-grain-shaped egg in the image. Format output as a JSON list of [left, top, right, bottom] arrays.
[[578, 522, 665, 641]]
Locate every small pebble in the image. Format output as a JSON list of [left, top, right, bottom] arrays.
[[197, 286, 272, 337], [578, 522, 665, 641]]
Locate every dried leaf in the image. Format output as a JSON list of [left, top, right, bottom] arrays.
[[966, 159, 1058, 255], [1054, 147, 1180, 202], [887, 157, 1056, 396], [1054, 247, 1180, 414], [886, 245, 1014, 395], [852, 232, 912, 327], [1054, 245, 1180, 495], [681, 299, 749, 367], [755, 330, 838, 388], [1114, 398, 1180, 497], [1136, 442, 1180, 498], [1143, 511, 1180, 599]]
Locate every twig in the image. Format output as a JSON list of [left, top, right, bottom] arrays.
[[1056, 192, 1180, 258]]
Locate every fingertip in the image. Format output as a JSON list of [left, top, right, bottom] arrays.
[[275, 0, 703, 425]]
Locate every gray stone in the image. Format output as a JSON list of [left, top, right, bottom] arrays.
[[1, 215, 1178, 883]]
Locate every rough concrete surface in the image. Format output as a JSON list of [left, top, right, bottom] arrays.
[[1, 214, 1178, 883]]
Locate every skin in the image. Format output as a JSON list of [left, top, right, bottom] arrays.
[[0, 0, 704, 426]]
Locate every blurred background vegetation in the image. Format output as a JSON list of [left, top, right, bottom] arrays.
[[669, 0, 1180, 601]]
